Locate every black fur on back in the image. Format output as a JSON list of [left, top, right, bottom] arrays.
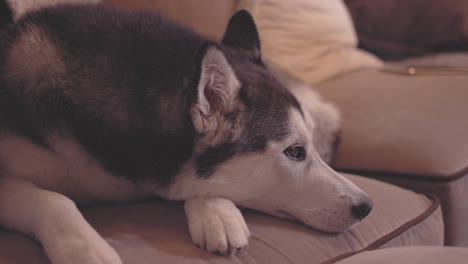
[[0, 4, 302, 186]]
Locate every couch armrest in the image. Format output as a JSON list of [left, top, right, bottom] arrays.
[[336, 246, 468, 264]]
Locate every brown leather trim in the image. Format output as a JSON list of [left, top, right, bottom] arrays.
[[321, 195, 441, 264], [337, 165, 468, 182]]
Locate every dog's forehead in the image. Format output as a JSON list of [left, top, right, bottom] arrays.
[[232, 60, 306, 144], [235, 67, 302, 114]]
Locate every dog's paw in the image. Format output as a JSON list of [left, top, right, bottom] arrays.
[[47, 236, 122, 264], [184, 197, 250, 255]]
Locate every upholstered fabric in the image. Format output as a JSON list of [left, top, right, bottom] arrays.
[[317, 69, 468, 178], [336, 246, 468, 264], [248, 0, 382, 85], [0, 174, 443, 264], [104, 0, 241, 40], [344, 0, 468, 61], [393, 52, 468, 67], [368, 172, 468, 246]]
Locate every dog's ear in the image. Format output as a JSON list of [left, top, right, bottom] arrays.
[[222, 10, 261, 63], [191, 42, 240, 135]]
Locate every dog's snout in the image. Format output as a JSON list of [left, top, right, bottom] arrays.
[[351, 200, 373, 220]]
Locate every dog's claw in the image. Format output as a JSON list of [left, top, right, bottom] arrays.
[[185, 197, 250, 256]]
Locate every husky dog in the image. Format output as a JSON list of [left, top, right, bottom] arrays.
[[0, 3, 373, 264]]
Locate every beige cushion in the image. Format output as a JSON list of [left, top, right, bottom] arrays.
[[0, 174, 443, 264], [317, 69, 468, 178], [336, 246, 468, 264], [248, 0, 382, 85]]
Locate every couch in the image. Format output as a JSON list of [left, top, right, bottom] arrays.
[[1, 0, 466, 263]]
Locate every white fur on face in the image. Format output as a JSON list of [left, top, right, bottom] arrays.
[[161, 108, 370, 233]]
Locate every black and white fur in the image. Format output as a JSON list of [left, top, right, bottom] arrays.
[[0, 2, 372, 263]]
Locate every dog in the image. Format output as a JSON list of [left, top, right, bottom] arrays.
[[0, 2, 373, 263]]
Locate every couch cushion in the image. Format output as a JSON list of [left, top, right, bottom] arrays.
[[316, 69, 468, 179], [335, 246, 468, 264], [248, 0, 382, 85], [0, 174, 442, 264], [103, 0, 242, 40]]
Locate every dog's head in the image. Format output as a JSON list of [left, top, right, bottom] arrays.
[[164, 10, 372, 232]]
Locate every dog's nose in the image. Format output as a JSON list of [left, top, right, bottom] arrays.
[[351, 200, 373, 220]]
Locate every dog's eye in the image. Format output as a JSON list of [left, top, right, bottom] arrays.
[[283, 145, 306, 161]]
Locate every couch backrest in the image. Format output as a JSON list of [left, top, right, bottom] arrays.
[[104, 0, 253, 40]]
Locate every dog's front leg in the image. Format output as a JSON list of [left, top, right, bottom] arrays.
[[184, 197, 250, 255], [0, 177, 122, 264]]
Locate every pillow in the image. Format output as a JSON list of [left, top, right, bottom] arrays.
[[344, 0, 468, 61], [246, 0, 382, 85]]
